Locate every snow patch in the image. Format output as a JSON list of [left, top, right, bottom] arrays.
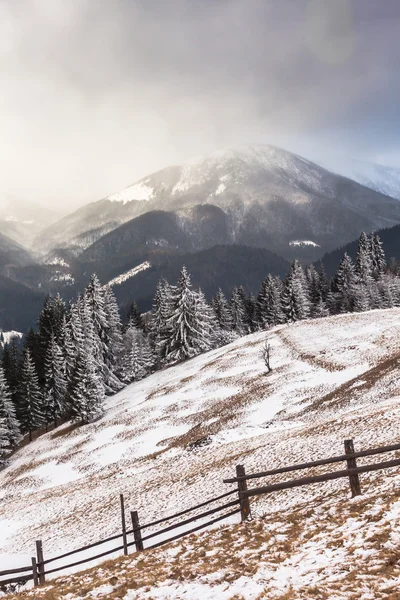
[[289, 240, 320, 248], [108, 181, 154, 203], [107, 261, 151, 287]]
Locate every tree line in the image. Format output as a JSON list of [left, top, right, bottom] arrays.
[[0, 231, 398, 466]]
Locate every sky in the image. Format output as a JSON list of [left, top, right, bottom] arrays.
[[1, 0, 400, 213]]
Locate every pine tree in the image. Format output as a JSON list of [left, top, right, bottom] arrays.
[[230, 287, 247, 335], [281, 261, 310, 322], [164, 267, 215, 365], [44, 335, 67, 428], [212, 289, 233, 331], [103, 286, 124, 390], [122, 324, 154, 382], [149, 279, 176, 365], [0, 366, 21, 450], [332, 253, 356, 313], [69, 352, 105, 424], [18, 350, 44, 441], [257, 274, 285, 328], [125, 302, 144, 331], [369, 233, 386, 279], [355, 232, 373, 285]]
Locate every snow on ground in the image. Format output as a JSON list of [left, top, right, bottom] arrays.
[[107, 262, 151, 287], [1, 309, 400, 599]]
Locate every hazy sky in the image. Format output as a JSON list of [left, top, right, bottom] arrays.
[[1, 0, 399, 212]]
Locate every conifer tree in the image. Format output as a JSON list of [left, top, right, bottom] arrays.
[[44, 335, 67, 427], [369, 233, 386, 279], [18, 350, 44, 441], [0, 366, 21, 449], [164, 267, 215, 365], [149, 279, 176, 364], [332, 253, 356, 313], [103, 286, 124, 390], [125, 302, 144, 331], [281, 260, 310, 322], [68, 352, 105, 424], [123, 324, 154, 382], [230, 287, 248, 334], [257, 274, 285, 328], [212, 288, 233, 331]]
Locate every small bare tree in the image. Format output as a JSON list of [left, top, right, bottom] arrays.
[[261, 339, 272, 374]]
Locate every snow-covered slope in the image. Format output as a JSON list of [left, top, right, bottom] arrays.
[[314, 155, 400, 201], [1, 309, 400, 599], [36, 144, 400, 259]]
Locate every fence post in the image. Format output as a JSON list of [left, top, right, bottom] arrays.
[[130, 511, 144, 551], [35, 540, 45, 585], [344, 439, 362, 497], [120, 494, 128, 555], [31, 557, 39, 587], [236, 465, 251, 522]]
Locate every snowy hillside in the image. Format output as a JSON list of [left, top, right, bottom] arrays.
[[2, 309, 400, 598]]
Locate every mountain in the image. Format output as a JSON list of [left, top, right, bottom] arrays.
[[0, 195, 61, 248], [36, 145, 400, 261], [314, 155, 400, 201], [320, 223, 400, 277], [1, 309, 400, 597]]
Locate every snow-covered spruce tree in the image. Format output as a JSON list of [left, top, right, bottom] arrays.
[[212, 288, 233, 331], [122, 323, 154, 383], [103, 286, 124, 390], [68, 352, 105, 424], [230, 287, 248, 335], [353, 232, 373, 311], [44, 334, 67, 428], [83, 275, 122, 394], [369, 233, 387, 279], [281, 260, 310, 322], [164, 267, 215, 365], [306, 265, 330, 318], [37, 294, 66, 381], [196, 289, 220, 351], [0, 366, 21, 450], [1, 339, 20, 411], [257, 274, 285, 329], [125, 302, 144, 331], [331, 253, 357, 314], [18, 350, 44, 441], [149, 279, 176, 365]]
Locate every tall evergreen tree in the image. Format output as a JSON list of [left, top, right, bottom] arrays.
[[281, 260, 310, 322], [332, 253, 357, 313], [125, 302, 144, 331], [44, 335, 67, 427], [212, 288, 233, 331], [230, 287, 248, 334], [257, 274, 285, 328], [369, 233, 386, 279], [0, 366, 21, 450], [68, 353, 105, 424], [18, 350, 44, 441]]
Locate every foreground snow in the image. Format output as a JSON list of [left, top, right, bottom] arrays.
[[1, 309, 400, 598]]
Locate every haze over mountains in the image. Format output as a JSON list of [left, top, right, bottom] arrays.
[[2, 143, 400, 331]]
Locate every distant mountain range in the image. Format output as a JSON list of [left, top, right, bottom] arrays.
[[3, 143, 400, 332], [0, 196, 60, 248], [36, 145, 400, 262]]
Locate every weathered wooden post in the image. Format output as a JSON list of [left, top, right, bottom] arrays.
[[120, 494, 128, 555], [31, 557, 39, 587], [236, 465, 251, 522], [344, 439, 361, 497], [35, 540, 45, 585], [130, 511, 144, 551]]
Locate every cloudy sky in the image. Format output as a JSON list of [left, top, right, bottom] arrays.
[[1, 0, 399, 212]]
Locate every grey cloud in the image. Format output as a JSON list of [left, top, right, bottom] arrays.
[[0, 0, 399, 211]]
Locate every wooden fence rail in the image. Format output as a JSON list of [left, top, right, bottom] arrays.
[[2, 438, 400, 592]]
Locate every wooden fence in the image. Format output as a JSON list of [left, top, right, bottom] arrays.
[[1, 438, 400, 592]]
